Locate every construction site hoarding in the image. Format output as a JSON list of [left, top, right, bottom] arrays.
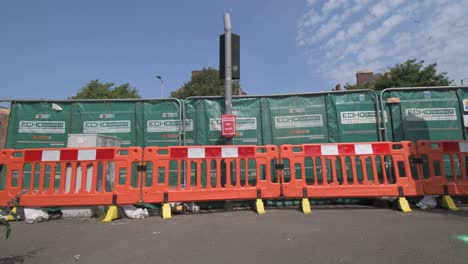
[[6, 102, 72, 149], [0, 108, 10, 149], [70, 102, 138, 147], [4, 99, 183, 149], [141, 99, 182, 147], [326, 90, 382, 143], [380, 88, 464, 142], [261, 95, 328, 145], [184, 97, 263, 145]]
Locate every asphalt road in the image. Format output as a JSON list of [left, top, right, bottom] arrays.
[[1, 206, 468, 264]]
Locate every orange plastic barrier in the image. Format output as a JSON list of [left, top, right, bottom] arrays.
[[280, 142, 422, 198], [0, 147, 142, 207], [416, 140, 468, 195], [141, 145, 280, 203]]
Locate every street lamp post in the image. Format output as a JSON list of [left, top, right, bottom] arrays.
[[461, 76, 468, 86], [156, 75, 165, 98]]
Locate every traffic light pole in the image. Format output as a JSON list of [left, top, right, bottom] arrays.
[[224, 13, 233, 145], [223, 13, 234, 211]]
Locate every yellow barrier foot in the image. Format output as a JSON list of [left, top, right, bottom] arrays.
[[397, 197, 412, 213], [5, 207, 17, 221], [255, 199, 265, 215], [301, 198, 311, 214], [162, 203, 172, 219], [102, 205, 118, 223], [441, 195, 459, 211]]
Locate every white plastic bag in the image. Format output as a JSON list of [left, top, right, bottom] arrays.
[[121, 205, 149, 219], [24, 208, 49, 224], [416, 195, 439, 210]]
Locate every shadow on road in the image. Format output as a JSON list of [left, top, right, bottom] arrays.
[[0, 248, 41, 264], [415, 207, 468, 219]]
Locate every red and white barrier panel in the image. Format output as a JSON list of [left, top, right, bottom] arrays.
[[437, 141, 468, 153], [23, 148, 115, 162], [303, 143, 392, 156], [169, 146, 256, 159]]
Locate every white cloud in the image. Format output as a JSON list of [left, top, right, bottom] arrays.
[[366, 14, 405, 44], [306, 0, 318, 6], [370, 0, 405, 17], [314, 15, 341, 40], [297, 0, 468, 85], [322, 0, 348, 14], [298, 0, 372, 45]]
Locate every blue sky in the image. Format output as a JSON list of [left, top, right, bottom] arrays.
[[1, 0, 467, 100]]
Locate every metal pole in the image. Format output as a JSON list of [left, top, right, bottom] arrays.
[[156, 75, 165, 98], [224, 13, 233, 145], [223, 13, 234, 211]]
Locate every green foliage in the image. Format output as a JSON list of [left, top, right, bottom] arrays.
[[374, 59, 452, 89], [71, 80, 140, 99], [0, 209, 12, 240], [0, 218, 11, 240], [171, 67, 240, 99], [344, 59, 452, 90], [344, 82, 372, 90]]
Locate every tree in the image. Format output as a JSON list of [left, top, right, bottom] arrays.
[[171, 67, 240, 99], [344, 82, 372, 90], [344, 59, 452, 90], [71, 80, 140, 99], [375, 59, 452, 89]]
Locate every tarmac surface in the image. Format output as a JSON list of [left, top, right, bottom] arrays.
[[1, 206, 468, 264]]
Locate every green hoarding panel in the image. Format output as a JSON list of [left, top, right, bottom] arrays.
[[261, 95, 328, 145], [382, 89, 463, 142], [231, 98, 262, 145], [456, 87, 468, 140], [327, 91, 382, 142], [183, 99, 201, 145], [142, 100, 182, 147], [70, 102, 138, 147], [184, 97, 263, 145], [6, 102, 72, 149]]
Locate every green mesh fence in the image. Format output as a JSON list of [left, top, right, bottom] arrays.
[[184, 97, 263, 146], [380, 88, 465, 142], [141, 100, 182, 147], [261, 95, 329, 145], [5, 99, 183, 149], [456, 88, 468, 140], [6, 101, 73, 149], [327, 91, 382, 143], [70, 101, 138, 147]]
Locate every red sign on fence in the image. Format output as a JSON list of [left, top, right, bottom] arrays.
[[221, 114, 236, 138]]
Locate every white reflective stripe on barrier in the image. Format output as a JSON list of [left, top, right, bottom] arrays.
[[355, 144, 373, 154], [459, 142, 468, 153], [222, 147, 238, 158], [188, 148, 205, 158], [321, 145, 339, 155], [42, 150, 61, 161], [78, 150, 96, 161]]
